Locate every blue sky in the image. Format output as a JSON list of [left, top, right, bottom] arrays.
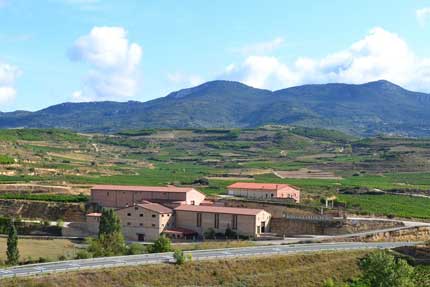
[[0, 0, 430, 111]]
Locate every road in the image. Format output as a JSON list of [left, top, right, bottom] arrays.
[[0, 241, 417, 279]]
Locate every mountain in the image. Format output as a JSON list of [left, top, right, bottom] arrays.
[[1, 80, 430, 136]]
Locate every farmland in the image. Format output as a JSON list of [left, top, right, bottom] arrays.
[[0, 127, 429, 219]]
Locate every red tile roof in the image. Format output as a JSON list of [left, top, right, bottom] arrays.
[[174, 205, 264, 216], [138, 203, 172, 214], [227, 182, 297, 191], [91, 185, 196, 193]]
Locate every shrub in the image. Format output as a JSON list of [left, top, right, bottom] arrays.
[[127, 243, 146, 255], [173, 249, 192, 265], [75, 250, 92, 259], [148, 236, 173, 253], [204, 228, 216, 239], [225, 228, 237, 239]]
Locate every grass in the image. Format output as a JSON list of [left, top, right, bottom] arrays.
[[0, 193, 88, 203], [2, 250, 370, 287], [0, 155, 14, 164], [338, 193, 430, 219], [0, 238, 77, 263]]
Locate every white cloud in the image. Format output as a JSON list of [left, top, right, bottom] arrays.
[[417, 7, 430, 26], [167, 72, 204, 87], [232, 37, 284, 55], [0, 62, 20, 104], [69, 26, 142, 101], [222, 27, 430, 92]]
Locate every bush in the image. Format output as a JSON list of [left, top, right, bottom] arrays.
[[147, 236, 172, 253], [204, 228, 216, 239], [75, 250, 92, 259], [127, 243, 146, 255], [173, 249, 192, 265], [225, 228, 237, 239]]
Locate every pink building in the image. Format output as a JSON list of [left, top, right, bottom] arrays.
[[90, 185, 206, 208], [227, 182, 300, 202]]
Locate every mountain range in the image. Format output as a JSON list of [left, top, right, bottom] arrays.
[[1, 80, 430, 136]]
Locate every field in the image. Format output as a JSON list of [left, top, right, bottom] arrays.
[[0, 238, 77, 263], [2, 250, 369, 287], [0, 127, 430, 218], [337, 194, 430, 219]]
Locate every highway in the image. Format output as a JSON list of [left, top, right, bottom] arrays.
[[0, 241, 417, 279]]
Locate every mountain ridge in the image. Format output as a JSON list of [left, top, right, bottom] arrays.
[[1, 80, 430, 136]]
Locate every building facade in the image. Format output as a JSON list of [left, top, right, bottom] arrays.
[[227, 182, 300, 202], [174, 205, 271, 238], [115, 202, 174, 241], [90, 185, 206, 208]]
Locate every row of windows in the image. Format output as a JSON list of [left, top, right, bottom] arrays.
[[196, 213, 237, 230], [127, 213, 158, 218], [126, 222, 158, 228]]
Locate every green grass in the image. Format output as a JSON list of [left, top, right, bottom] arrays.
[[0, 193, 88, 203], [0, 155, 14, 164], [338, 194, 430, 219]]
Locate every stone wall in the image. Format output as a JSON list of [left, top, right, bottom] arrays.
[[271, 218, 404, 236], [0, 199, 86, 221], [347, 226, 430, 242]]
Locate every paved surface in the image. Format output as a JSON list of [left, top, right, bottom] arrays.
[[0, 241, 417, 279]]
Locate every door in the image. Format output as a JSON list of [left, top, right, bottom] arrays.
[[137, 233, 145, 241], [261, 222, 266, 233]]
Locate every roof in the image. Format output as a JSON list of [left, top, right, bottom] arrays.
[[227, 182, 297, 191], [138, 203, 172, 214], [86, 213, 102, 217], [162, 227, 198, 235], [91, 185, 196, 193], [174, 205, 264, 216]]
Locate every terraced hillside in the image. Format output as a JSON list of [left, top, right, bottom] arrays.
[[0, 127, 429, 219]]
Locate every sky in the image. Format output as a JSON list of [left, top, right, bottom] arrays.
[[1, 0, 430, 111]]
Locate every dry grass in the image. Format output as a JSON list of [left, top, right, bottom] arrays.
[[173, 240, 256, 251], [0, 238, 77, 262], [2, 250, 370, 287]]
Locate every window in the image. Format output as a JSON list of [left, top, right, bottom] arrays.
[[139, 223, 143, 226], [127, 222, 131, 226], [127, 213, 131, 216], [152, 224, 155, 227], [161, 214, 164, 217], [232, 215, 238, 230], [135, 207, 138, 210], [107, 192, 109, 197], [271, 193, 274, 198], [152, 214, 156, 218], [214, 214, 219, 229], [196, 213, 202, 227], [139, 214, 143, 217]]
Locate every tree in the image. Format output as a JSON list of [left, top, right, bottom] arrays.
[[6, 220, 19, 265], [148, 236, 172, 253], [359, 251, 415, 287], [86, 208, 126, 257], [98, 208, 121, 237]]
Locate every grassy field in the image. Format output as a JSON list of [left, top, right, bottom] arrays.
[[0, 238, 77, 263], [2, 250, 370, 287], [337, 194, 430, 219]]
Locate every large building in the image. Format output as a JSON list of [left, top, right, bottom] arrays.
[[227, 182, 300, 202], [88, 184, 272, 241], [174, 205, 271, 238], [90, 185, 206, 208]]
